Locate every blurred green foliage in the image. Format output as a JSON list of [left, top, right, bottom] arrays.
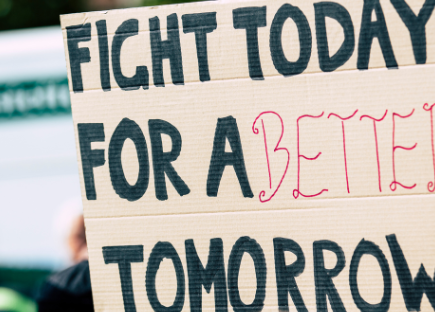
[[0, 0, 84, 31], [0, 267, 51, 299], [0, 0, 200, 32], [143, 0, 199, 7]]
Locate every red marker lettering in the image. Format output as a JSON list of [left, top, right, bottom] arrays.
[[360, 110, 388, 192], [293, 112, 328, 199], [423, 103, 435, 192], [390, 109, 417, 191], [328, 109, 358, 193], [253, 111, 290, 202]]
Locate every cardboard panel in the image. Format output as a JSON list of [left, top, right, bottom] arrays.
[[61, 0, 435, 311], [86, 197, 435, 311], [68, 65, 435, 219]]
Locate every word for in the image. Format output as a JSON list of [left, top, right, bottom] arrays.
[[67, 0, 435, 92], [78, 116, 251, 201], [103, 234, 435, 312]]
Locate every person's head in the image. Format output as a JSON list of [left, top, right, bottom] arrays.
[[68, 215, 88, 263]]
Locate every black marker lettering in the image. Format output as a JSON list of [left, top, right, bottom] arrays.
[[270, 4, 312, 77], [390, 0, 435, 64], [386, 234, 435, 311], [148, 119, 190, 201], [109, 118, 150, 201], [314, 2, 355, 72], [274, 238, 307, 312], [150, 14, 184, 87], [313, 240, 346, 312], [233, 7, 267, 80], [185, 238, 228, 312], [228, 237, 266, 312], [96, 20, 111, 91], [182, 12, 217, 82], [207, 116, 253, 198], [103, 245, 144, 312], [112, 19, 149, 91], [358, 0, 398, 69], [349, 239, 392, 312], [66, 23, 91, 93], [146, 242, 185, 312], [77, 123, 105, 200]]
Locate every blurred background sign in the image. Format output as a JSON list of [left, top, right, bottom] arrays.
[[0, 26, 70, 117]]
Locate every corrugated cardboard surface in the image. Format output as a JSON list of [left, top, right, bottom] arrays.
[[61, 0, 435, 310], [86, 200, 434, 311]]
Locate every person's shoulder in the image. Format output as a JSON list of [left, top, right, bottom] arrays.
[[46, 260, 91, 295], [37, 260, 93, 312]]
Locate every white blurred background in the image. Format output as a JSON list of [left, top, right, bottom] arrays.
[[0, 26, 81, 269]]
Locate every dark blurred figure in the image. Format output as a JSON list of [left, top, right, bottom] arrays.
[[36, 215, 93, 312]]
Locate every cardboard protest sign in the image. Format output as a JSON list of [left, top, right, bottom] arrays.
[[61, 0, 435, 310]]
